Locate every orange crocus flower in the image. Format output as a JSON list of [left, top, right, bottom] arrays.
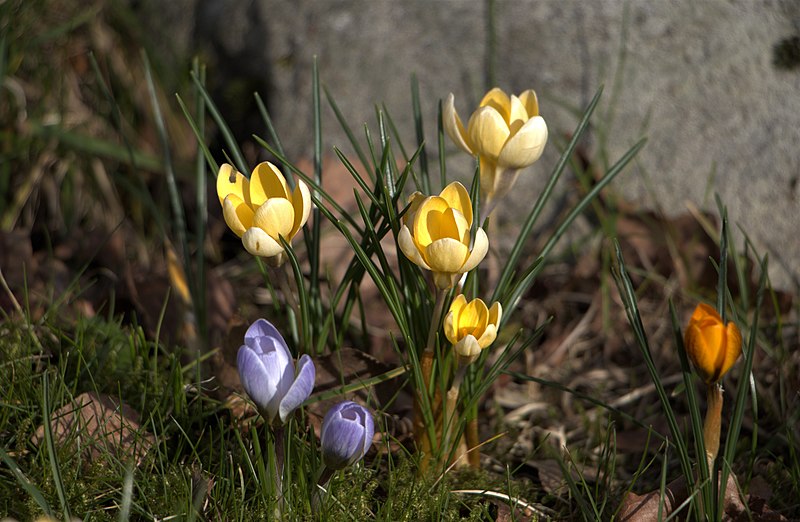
[[684, 303, 742, 383]]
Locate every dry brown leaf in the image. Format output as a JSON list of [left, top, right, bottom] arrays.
[[617, 473, 757, 521], [31, 392, 154, 466]]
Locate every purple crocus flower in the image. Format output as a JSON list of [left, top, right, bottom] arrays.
[[320, 401, 374, 470], [237, 318, 315, 425]]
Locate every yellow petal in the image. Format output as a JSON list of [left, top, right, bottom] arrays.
[[518, 89, 540, 117], [498, 116, 548, 169], [217, 164, 250, 206], [252, 198, 295, 241], [435, 207, 470, 244], [444, 310, 458, 345], [425, 238, 469, 273], [443, 93, 474, 154], [438, 181, 473, 227], [460, 298, 489, 339], [222, 194, 254, 237], [290, 179, 312, 236], [478, 87, 511, 122], [249, 162, 289, 206], [412, 196, 450, 248], [508, 95, 530, 126], [403, 191, 425, 226], [449, 294, 468, 318], [460, 227, 489, 273], [398, 225, 431, 270], [242, 227, 285, 258], [467, 107, 510, 162], [488, 301, 503, 328], [476, 323, 497, 349]]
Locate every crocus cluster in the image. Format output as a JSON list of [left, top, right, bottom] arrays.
[[237, 318, 374, 479], [217, 162, 312, 266]]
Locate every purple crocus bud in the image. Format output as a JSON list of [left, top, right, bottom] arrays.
[[320, 401, 374, 470], [237, 318, 315, 425]]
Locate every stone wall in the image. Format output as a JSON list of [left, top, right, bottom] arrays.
[[135, 0, 800, 289]]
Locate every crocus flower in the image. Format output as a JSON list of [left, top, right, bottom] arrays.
[[684, 303, 742, 384], [217, 162, 312, 266], [398, 182, 488, 289], [320, 401, 374, 470], [444, 87, 548, 209], [444, 294, 502, 364], [237, 318, 315, 424]]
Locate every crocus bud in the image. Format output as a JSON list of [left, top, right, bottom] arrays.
[[443, 294, 502, 364], [217, 162, 312, 266], [320, 401, 374, 470], [397, 182, 489, 289], [684, 303, 742, 384], [237, 318, 315, 424], [444, 87, 547, 207]]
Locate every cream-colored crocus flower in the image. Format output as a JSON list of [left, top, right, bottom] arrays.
[[216, 162, 311, 266], [444, 87, 548, 212], [398, 182, 488, 289], [444, 294, 502, 364]]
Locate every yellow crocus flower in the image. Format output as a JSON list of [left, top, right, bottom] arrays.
[[216, 162, 311, 266], [398, 182, 488, 289], [684, 303, 742, 383], [444, 294, 502, 364], [444, 87, 548, 212]]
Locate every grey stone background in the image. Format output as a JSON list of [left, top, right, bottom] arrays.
[[137, 0, 800, 289]]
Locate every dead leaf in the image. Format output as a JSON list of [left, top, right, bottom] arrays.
[[618, 473, 746, 521], [31, 392, 154, 466]]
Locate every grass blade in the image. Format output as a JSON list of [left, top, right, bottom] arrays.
[[0, 448, 52, 515], [42, 374, 71, 521], [191, 71, 247, 175], [493, 86, 604, 303]]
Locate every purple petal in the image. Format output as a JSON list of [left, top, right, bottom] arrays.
[[320, 401, 373, 469], [257, 340, 294, 422], [278, 354, 316, 423], [237, 345, 277, 412], [244, 318, 288, 352]]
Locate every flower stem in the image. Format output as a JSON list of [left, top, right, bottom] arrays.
[[443, 364, 467, 464], [414, 288, 449, 472], [465, 416, 480, 468], [311, 465, 335, 511], [273, 424, 286, 508], [703, 383, 723, 476]]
